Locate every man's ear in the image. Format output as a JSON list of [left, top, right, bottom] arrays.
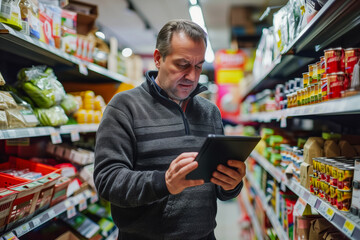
[[154, 49, 162, 69]]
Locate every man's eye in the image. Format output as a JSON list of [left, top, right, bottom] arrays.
[[178, 64, 188, 69], [195, 65, 202, 70]]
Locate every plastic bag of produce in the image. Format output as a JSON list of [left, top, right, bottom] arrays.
[[17, 66, 66, 108], [60, 94, 79, 115], [34, 106, 68, 126], [5, 108, 28, 128], [0, 110, 8, 129]]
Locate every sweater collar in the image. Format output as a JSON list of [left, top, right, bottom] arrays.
[[144, 70, 207, 99]]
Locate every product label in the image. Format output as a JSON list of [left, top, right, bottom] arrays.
[[0, 0, 12, 19]]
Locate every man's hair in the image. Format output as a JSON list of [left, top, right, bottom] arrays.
[[156, 19, 207, 60]]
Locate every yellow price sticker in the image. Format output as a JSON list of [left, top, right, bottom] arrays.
[[342, 220, 355, 236], [325, 207, 334, 220]]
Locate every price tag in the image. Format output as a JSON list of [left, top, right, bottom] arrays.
[[27, 128, 36, 136], [70, 130, 80, 142], [78, 197, 87, 211], [280, 116, 287, 128], [308, 194, 318, 207], [67, 204, 76, 219], [32, 218, 41, 228], [79, 63, 88, 76], [2, 232, 19, 240], [7, 130, 16, 138], [0, 131, 4, 139], [342, 220, 355, 237], [90, 192, 99, 203], [324, 207, 335, 221], [38, 128, 47, 136], [294, 197, 307, 216], [14, 223, 30, 236], [318, 202, 328, 215], [50, 131, 62, 144], [48, 209, 56, 218]]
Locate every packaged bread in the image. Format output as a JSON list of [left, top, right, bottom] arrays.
[[324, 140, 341, 157], [5, 108, 27, 129], [0, 110, 7, 129], [339, 140, 357, 158], [0, 91, 17, 110], [353, 145, 360, 155], [303, 137, 324, 164]]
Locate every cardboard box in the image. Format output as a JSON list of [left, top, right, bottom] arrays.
[[300, 162, 312, 189], [65, 0, 98, 35], [55, 231, 81, 240]]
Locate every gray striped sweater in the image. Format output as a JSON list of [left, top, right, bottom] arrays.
[[94, 71, 242, 239]]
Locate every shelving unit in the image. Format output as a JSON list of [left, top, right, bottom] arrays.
[[0, 23, 129, 84], [241, 0, 360, 99], [250, 151, 360, 240], [240, 191, 264, 240], [0, 189, 98, 239], [246, 172, 289, 240]]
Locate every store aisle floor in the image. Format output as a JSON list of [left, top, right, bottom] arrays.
[[214, 199, 241, 240]]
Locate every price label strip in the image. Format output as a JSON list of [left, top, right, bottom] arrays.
[[70, 130, 80, 142], [342, 220, 355, 237], [2, 232, 19, 240], [90, 192, 99, 203], [67, 204, 77, 219], [79, 63, 88, 76], [324, 207, 335, 221], [308, 194, 318, 207], [78, 197, 88, 211], [50, 131, 62, 144]]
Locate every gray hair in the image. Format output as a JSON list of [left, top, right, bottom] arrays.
[[156, 19, 207, 60]]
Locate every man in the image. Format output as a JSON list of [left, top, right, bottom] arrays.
[[94, 19, 246, 240]]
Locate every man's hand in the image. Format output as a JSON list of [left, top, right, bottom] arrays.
[[166, 152, 204, 194], [210, 160, 246, 191]]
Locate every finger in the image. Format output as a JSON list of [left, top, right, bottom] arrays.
[[177, 161, 199, 177], [173, 152, 198, 163], [173, 157, 196, 172], [216, 165, 239, 180], [227, 160, 245, 169], [210, 177, 232, 190], [183, 179, 204, 188], [212, 170, 237, 184]]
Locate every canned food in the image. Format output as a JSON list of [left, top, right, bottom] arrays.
[[310, 175, 315, 194], [337, 189, 352, 211], [330, 185, 337, 206], [316, 61, 321, 81], [321, 78, 328, 101], [297, 89, 302, 106], [325, 159, 336, 183], [310, 84, 315, 104], [306, 86, 311, 105], [344, 48, 360, 74], [312, 158, 319, 177], [327, 72, 345, 99], [319, 159, 327, 181], [317, 82, 322, 103], [322, 180, 330, 201], [337, 166, 354, 190], [325, 48, 344, 73], [331, 163, 341, 187], [314, 83, 319, 103], [303, 72, 309, 88]]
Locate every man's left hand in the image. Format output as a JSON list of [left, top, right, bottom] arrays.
[[210, 160, 246, 191]]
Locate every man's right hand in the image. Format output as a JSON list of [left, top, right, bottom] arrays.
[[165, 152, 204, 194]]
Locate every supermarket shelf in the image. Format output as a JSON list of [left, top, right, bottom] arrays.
[[240, 94, 360, 123], [1, 189, 97, 238], [250, 151, 283, 183], [241, 0, 360, 99], [0, 23, 129, 84], [246, 173, 289, 240], [251, 151, 360, 239], [0, 124, 99, 140], [240, 191, 264, 240]]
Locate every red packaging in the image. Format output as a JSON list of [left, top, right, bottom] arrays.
[[327, 72, 345, 99], [321, 77, 328, 101], [345, 48, 360, 74], [324, 48, 344, 74]]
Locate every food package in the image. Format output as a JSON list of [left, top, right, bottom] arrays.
[[299, 0, 322, 32], [0, 0, 22, 30], [34, 105, 68, 126], [45, 5, 61, 48], [0, 72, 5, 86], [5, 108, 27, 128], [38, 2, 54, 46], [17, 66, 66, 108], [303, 137, 324, 164], [61, 29, 77, 55], [300, 162, 312, 189], [19, 0, 40, 36], [324, 140, 340, 157], [0, 110, 8, 129], [338, 140, 357, 158], [324, 231, 348, 240], [0, 91, 18, 109], [60, 94, 79, 115], [308, 218, 338, 240], [354, 145, 360, 155]]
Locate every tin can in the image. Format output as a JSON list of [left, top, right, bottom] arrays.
[[301, 89, 306, 106], [314, 83, 319, 103], [303, 72, 309, 88], [327, 72, 345, 99], [297, 89, 302, 106], [331, 163, 342, 187], [325, 159, 336, 183], [325, 48, 344, 73], [309, 64, 318, 84], [330, 185, 337, 206], [319, 159, 327, 181], [312, 158, 319, 177], [344, 48, 360, 74], [337, 189, 352, 211], [321, 180, 330, 201], [317, 82, 322, 103], [320, 56, 326, 78], [337, 166, 354, 190], [310, 84, 315, 104], [306, 86, 311, 105], [321, 77, 328, 101], [310, 174, 315, 194]]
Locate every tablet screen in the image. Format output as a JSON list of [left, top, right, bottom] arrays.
[[186, 134, 261, 182]]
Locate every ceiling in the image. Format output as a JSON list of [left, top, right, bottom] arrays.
[[83, 0, 286, 56]]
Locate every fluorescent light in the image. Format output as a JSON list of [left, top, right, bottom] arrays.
[[189, 0, 198, 5], [122, 48, 133, 57], [95, 31, 105, 40], [189, 5, 214, 63]]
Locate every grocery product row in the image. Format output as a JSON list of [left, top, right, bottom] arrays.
[[246, 0, 360, 99]]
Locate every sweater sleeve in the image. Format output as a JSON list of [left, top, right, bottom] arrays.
[[216, 181, 243, 201], [94, 104, 170, 208]]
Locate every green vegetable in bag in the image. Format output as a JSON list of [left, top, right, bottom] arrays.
[[34, 106, 68, 127], [60, 94, 79, 115]]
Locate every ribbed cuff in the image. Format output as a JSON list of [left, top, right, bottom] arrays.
[[219, 181, 243, 201], [152, 170, 170, 198]]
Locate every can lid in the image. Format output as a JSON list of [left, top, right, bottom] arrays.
[[337, 188, 352, 192], [327, 72, 345, 76], [345, 48, 360, 51]]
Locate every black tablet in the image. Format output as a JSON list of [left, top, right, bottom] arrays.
[[186, 134, 261, 182]]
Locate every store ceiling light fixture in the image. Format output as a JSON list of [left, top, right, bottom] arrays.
[[122, 48, 133, 57], [189, 2, 214, 63]]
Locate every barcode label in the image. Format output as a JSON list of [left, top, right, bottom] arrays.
[[0, 0, 11, 20], [20, 21, 30, 36]]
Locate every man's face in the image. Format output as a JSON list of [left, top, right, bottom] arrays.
[[154, 32, 206, 103]]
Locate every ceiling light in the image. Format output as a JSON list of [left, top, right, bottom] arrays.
[[189, 0, 198, 5], [95, 31, 105, 40], [122, 48, 133, 57], [189, 5, 214, 63]]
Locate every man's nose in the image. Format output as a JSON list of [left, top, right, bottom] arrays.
[[186, 66, 196, 82]]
